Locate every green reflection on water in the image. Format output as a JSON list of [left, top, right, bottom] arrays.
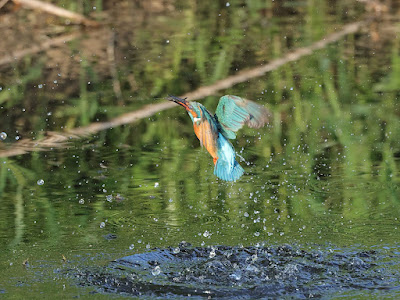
[[0, 0, 399, 298]]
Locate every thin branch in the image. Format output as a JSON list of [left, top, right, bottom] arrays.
[[12, 0, 100, 27], [0, 32, 81, 67], [0, 0, 9, 10], [0, 20, 367, 158]]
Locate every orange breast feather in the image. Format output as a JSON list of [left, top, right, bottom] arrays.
[[194, 121, 218, 161]]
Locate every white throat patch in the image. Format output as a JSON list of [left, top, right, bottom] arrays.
[[193, 117, 201, 123]]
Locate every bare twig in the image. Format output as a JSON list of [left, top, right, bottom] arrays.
[[0, 132, 72, 157], [0, 20, 367, 158], [0, 32, 81, 67], [0, 0, 9, 10], [12, 0, 100, 27]]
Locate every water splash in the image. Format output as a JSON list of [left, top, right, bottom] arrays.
[[74, 244, 400, 298]]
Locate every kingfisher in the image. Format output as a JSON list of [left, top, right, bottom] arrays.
[[167, 95, 270, 181]]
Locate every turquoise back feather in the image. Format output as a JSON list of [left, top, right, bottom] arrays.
[[213, 133, 244, 181], [189, 102, 218, 127]]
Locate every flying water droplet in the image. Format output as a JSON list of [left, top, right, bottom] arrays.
[[229, 272, 241, 280], [151, 266, 161, 276], [209, 248, 216, 258], [37, 179, 44, 186], [0, 132, 7, 141], [100, 222, 106, 229]]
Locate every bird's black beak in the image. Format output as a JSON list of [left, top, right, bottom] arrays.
[[166, 95, 192, 110]]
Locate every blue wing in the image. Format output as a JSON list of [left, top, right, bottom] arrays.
[[215, 95, 270, 139]]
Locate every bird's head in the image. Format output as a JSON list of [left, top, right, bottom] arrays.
[[167, 95, 202, 123]]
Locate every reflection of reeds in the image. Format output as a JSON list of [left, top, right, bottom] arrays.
[[0, 0, 399, 249], [0, 19, 369, 158]]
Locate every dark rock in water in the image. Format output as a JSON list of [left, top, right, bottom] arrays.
[[73, 244, 400, 298]]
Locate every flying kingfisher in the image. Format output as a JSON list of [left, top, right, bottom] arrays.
[[167, 95, 270, 181]]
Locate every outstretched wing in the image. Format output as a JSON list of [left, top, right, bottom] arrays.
[[215, 95, 270, 139]]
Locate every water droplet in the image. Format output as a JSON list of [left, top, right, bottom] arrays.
[[226, 2, 230, 6], [100, 222, 106, 229], [203, 230, 210, 238], [154, 182, 159, 188], [106, 195, 113, 202], [229, 272, 241, 280], [37, 179, 44, 186], [79, 199, 85, 204], [129, 244, 134, 250], [0, 132, 7, 141], [209, 249, 216, 258], [173, 247, 180, 254], [151, 266, 161, 276], [38, 84, 43, 89]]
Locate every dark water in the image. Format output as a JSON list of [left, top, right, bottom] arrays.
[[1, 0, 400, 299]]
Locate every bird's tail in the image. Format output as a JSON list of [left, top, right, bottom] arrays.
[[214, 158, 244, 181]]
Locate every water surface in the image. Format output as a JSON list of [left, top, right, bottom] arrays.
[[0, 0, 399, 298]]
